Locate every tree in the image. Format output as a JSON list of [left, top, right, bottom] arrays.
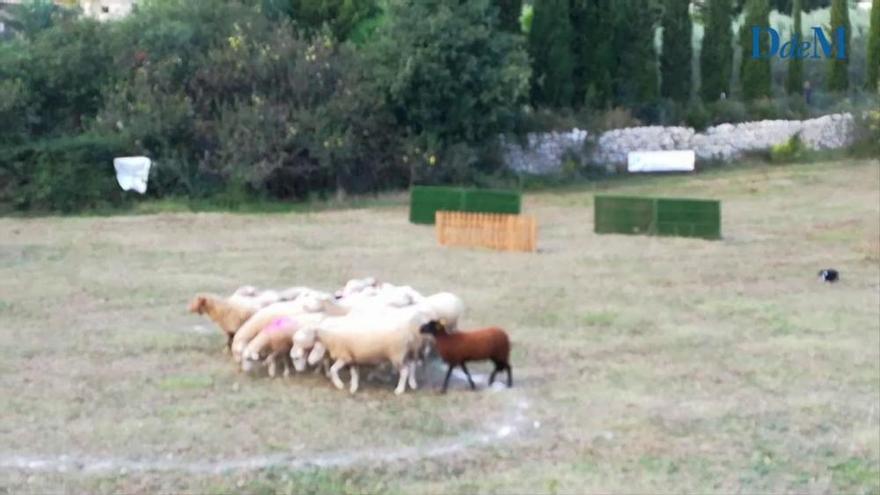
[[660, 0, 693, 102], [740, 0, 772, 100], [785, 0, 803, 93], [700, 0, 734, 101], [286, 0, 379, 40], [570, 0, 614, 107], [5, 0, 76, 39], [494, 0, 523, 33], [372, 0, 530, 159], [528, 0, 574, 107], [612, 0, 659, 106], [866, 0, 880, 92], [827, 0, 850, 91]]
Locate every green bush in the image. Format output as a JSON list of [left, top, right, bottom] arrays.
[[706, 99, 749, 126], [0, 135, 130, 212], [852, 109, 880, 156], [684, 101, 712, 130], [92, 2, 409, 201], [594, 107, 643, 131], [369, 0, 530, 184], [769, 132, 806, 162], [4, 17, 116, 138]]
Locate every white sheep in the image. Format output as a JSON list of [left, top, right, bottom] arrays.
[[228, 285, 282, 311], [230, 290, 331, 362], [277, 286, 319, 302], [240, 311, 328, 376], [334, 277, 379, 299], [290, 306, 428, 395], [415, 292, 464, 332], [328, 283, 426, 315]]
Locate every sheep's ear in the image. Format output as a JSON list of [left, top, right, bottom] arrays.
[[439, 318, 447, 327], [189, 296, 206, 314]]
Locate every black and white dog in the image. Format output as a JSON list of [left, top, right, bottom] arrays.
[[818, 269, 839, 283]]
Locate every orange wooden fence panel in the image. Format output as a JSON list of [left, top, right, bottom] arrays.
[[435, 211, 537, 252]]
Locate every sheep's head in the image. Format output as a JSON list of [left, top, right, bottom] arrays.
[[241, 354, 260, 373], [291, 328, 317, 371], [419, 319, 448, 336], [188, 295, 209, 314]]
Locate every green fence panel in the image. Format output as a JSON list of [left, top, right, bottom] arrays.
[[594, 195, 721, 239], [409, 186, 465, 224], [461, 189, 521, 215], [410, 186, 521, 224], [594, 196, 656, 235], [656, 198, 721, 239]]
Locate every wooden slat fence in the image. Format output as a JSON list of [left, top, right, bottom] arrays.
[[435, 211, 537, 252]]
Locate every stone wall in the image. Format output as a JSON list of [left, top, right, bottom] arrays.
[[503, 113, 855, 173]]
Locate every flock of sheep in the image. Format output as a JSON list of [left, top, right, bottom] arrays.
[[188, 278, 513, 395]]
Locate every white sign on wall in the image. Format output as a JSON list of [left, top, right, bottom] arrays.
[[113, 156, 152, 194], [627, 150, 695, 173]]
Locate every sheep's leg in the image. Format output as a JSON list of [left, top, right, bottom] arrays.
[[329, 360, 347, 390], [489, 360, 504, 386], [225, 334, 234, 353], [441, 364, 455, 394], [460, 363, 476, 390], [267, 353, 278, 378], [407, 361, 418, 390], [506, 364, 513, 388], [349, 366, 359, 394], [394, 364, 409, 396], [282, 355, 292, 378]]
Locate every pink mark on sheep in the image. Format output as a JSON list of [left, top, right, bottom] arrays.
[[263, 317, 297, 334]]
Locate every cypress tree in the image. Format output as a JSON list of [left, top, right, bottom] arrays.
[[866, 0, 880, 92], [827, 0, 850, 91], [612, 0, 659, 106], [528, 0, 574, 107], [570, 0, 614, 108], [660, 0, 693, 102], [570, 0, 588, 106], [495, 0, 523, 33], [785, 0, 803, 93], [740, 0, 772, 100], [700, 0, 734, 101]]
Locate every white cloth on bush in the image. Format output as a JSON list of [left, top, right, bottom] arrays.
[[113, 156, 151, 194]]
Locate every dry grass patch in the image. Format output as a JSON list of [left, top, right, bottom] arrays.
[[0, 159, 877, 493]]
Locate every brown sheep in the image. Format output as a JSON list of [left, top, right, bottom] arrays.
[[419, 320, 512, 393], [188, 294, 257, 352]]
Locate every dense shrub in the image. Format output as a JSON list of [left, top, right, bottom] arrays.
[[3, 17, 116, 138], [0, 0, 875, 213], [0, 135, 129, 212], [769, 133, 806, 162], [852, 109, 880, 155], [90, 2, 411, 201], [370, 0, 530, 184], [867, 0, 880, 92]]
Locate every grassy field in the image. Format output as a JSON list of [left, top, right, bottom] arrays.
[[0, 159, 878, 494]]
